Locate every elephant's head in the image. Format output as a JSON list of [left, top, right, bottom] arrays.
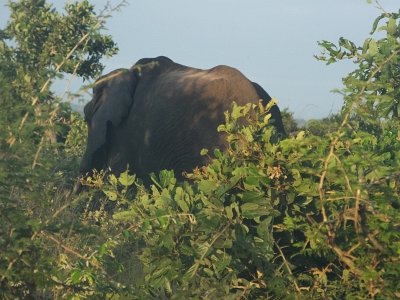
[[79, 68, 138, 175]]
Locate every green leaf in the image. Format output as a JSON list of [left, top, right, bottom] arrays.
[[217, 124, 226, 132], [342, 269, 350, 283], [174, 187, 190, 212], [243, 176, 260, 190], [368, 39, 379, 56], [180, 244, 194, 256], [118, 170, 135, 187], [159, 170, 176, 188], [157, 215, 170, 229], [98, 243, 107, 256], [104, 190, 117, 201], [266, 98, 277, 112], [108, 174, 118, 186], [225, 205, 234, 220], [113, 210, 135, 221], [183, 262, 200, 281], [197, 242, 211, 258], [160, 233, 174, 249], [387, 18, 397, 35], [200, 148, 209, 156], [241, 191, 264, 204], [242, 127, 253, 142], [241, 203, 267, 219], [263, 113, 271, 125], [23, 74, 31, 83], [203, 267, 214, 277], [370, 14, 385, 34], [70, 270, 82, 284], [198, 179, 217, 195], [296, 130, 305, 140], [362, 38, 371, 54]]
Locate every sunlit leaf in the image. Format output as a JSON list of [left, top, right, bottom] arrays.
[[118, 170, 135, 187], [387, 18, 397, 35], [368, 39, 379, 56], [104, 190, 117, 201]]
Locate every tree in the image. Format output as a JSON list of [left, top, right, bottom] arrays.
[[0, 1, 122, 297]]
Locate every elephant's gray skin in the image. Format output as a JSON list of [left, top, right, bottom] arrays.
[[79, 56, 285, 183]]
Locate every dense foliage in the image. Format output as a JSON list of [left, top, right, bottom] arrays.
[[1, 1, 399, 299], [0, 0, 120, 298]]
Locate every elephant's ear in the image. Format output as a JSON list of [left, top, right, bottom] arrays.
[[251, 81, 286, 137], [81, 69, 138, 172]]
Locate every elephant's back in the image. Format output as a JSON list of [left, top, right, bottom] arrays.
[[153, 64, 260, 104], [205, 65, 260, 103], [118, 62, 262, 179], [133, 57, 261, 106]]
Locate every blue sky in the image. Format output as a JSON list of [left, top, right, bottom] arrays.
[[1, 1, 399, 119]]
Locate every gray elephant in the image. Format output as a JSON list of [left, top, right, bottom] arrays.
[[79, 56, 285, 183]]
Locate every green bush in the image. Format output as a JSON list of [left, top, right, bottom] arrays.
[[84, 97, 399, 299]]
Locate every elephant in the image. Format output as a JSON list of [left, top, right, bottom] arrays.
[[79, 56, 285, 184]]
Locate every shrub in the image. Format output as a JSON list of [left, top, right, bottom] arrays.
[[83, 97, 399, 298]]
